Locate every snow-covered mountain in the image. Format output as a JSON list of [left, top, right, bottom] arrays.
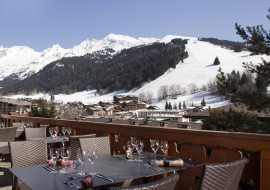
[[0, 33, 159, 81], [6, 35, 270, 110]]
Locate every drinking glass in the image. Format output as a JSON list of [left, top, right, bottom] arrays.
[[67, 127, 72, 136], [77, 148, 87, 176], [61, 147, 71, 174], [87, 150, 97, 175], [2, 123, 5, 128], [50, 148, 59, 174], [49, 127, 53, 138], [127, 140, 136, 161], [151, 140, 159, 162], [54, 126, 59, 139], [160, 141, 169, 161], [62, 127, 66, 137], [135, 140, 144, 162]]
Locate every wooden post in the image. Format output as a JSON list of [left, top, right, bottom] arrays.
[[14, 176, 18, 190], [260, 150, 270, 189], [72, 128, 77, 136]]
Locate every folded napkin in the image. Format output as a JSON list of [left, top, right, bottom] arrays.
[[80, 173, 93, 188], [47, 160, 73, 166], [156, 159, 184, 167]]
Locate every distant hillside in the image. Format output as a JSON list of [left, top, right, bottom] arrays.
[[199, 37, 247, 52], [2, 39, 188, 95]]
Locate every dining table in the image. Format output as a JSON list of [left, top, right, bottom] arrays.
[[30, 136, 68, 144], [9, 152, 203, 190]]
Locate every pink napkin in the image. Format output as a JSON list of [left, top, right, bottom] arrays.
[[47, 160, 73, 165], [80, 173, 93, 188]]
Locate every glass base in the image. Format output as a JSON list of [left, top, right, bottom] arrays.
[[50, 171, 58, 174], [137, 159, 143, 162], [77, 171, 85, 176], [60, 169, 70, 174]]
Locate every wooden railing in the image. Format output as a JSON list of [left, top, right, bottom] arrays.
[[2, 114, 270, 190]]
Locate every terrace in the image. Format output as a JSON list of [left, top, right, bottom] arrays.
[[1, 114, 270, 190]]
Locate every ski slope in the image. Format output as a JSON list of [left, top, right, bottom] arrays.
[[5, 34, 270, 109]]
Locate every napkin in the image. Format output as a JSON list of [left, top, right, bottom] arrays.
[[47, 160, 73, 166], [80, 173, 93, 188], [156, 159, 184, 167]]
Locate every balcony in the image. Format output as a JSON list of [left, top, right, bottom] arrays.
[[1, 114, 270, 189]]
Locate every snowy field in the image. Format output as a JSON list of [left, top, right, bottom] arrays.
[[4, 35, 270, 109]]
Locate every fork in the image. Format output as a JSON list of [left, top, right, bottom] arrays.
[[62, 179, 74, 188], [144, 163, 162, 171]]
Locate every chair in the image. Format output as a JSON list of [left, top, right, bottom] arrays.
[[109, 173, 179, 190], [0, 127, 17, 161], [194, 157, 247, 190], [69, 134, 96, 160], [9, 139, 47, 190], [25, 127, 46, 140], [79, 136, 111, 158]]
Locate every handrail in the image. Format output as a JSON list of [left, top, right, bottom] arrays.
[[2, 115, 270, 152], [2, 114, 269, 189]]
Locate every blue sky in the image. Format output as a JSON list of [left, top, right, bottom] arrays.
[[0, 0, 269, 51]]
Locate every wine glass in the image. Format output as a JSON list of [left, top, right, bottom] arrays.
[[49, 127, 53, 138], [2, 123, 5, 128], [160, 141, 169, 161], [62, 127, 66, 137], [127, 140, 136, 161], [61, 147, 71, 174], [135, 140, 144, 162], [151, 140, 159, 162], [50, 148, 59, 174], [87, 150, 97, 175], [77, 148, 87, 176], [54, 126, 59, 139], [67, 127, 72, 136]]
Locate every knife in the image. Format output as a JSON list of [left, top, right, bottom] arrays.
[[96, 174, 113, 182]]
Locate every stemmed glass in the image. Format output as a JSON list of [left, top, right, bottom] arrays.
[[62, 127, 66, 137], [1, 123, 5, 128], [160, 141, 169, 161], [151, 140, 159, 162], [54, 126, 59, 140], [61, 147, 71, 174], [127, 140, 136, 161], [77, 148, 87, 176], [50, 148, 59, 174], [87, 150, 97, 175], [135, 140, 144, 162], [49, 127, 54, 139], [67, 127, 72, 136]]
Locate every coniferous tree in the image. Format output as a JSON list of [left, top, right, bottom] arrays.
[[183, 101, 187, 109], [191, 102, 194, 106], [169, 102, 172, 110], [216, 7, 270, 113], [178, 102, 182, 110], [173, 103, 177, 110], [165, 101, 168, 110], [28, 100, 39, 117], [49, 104, 57, 118], [201, 97, 206, 107], [39, 100, 49, 118], [213, 56, 220, 65]]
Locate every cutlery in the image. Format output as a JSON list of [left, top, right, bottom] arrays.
[[68, 180, 80, 189], [68, 176, 81, 180], [96, 174, 113, 182], [73, 162, 81, 169], [42, 165, 53, 171], [144, 163, 163, 171], [62, 179, 74, 188]]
